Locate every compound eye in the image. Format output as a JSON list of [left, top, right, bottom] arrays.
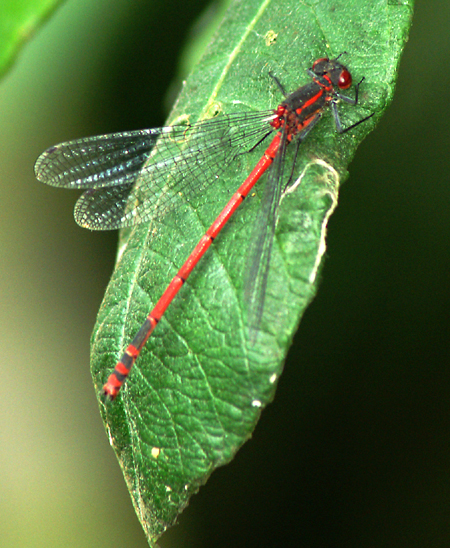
[[312, 57, 328, 71], [338, 69, 352, 89]]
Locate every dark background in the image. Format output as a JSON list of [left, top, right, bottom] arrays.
[[0, 0, 449, 547]]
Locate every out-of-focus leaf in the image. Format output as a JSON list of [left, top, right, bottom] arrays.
[[0, 0, 62, 79]]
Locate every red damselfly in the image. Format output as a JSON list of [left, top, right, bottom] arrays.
[[35, 55, 373, 400]]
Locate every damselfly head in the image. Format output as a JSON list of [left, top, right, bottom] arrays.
[[311, 57, 353, 90]]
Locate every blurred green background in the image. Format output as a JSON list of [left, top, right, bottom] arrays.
[[1, 0, 449, 547]]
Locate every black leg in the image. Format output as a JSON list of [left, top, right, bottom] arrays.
[[269, 72, 288, 97], [331, 100, 374, 134]]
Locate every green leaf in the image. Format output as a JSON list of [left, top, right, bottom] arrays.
[[91, 0, 413, 544], [0, 0, 62, 79]]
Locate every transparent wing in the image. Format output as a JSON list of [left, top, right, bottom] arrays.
[[244, 109, 323, 336], [244, 124, 288, 336], [35, 111, 275, 230]]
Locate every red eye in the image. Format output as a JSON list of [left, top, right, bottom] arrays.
[[338, 69, 352, 89], [312, 57, 328, 70]]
